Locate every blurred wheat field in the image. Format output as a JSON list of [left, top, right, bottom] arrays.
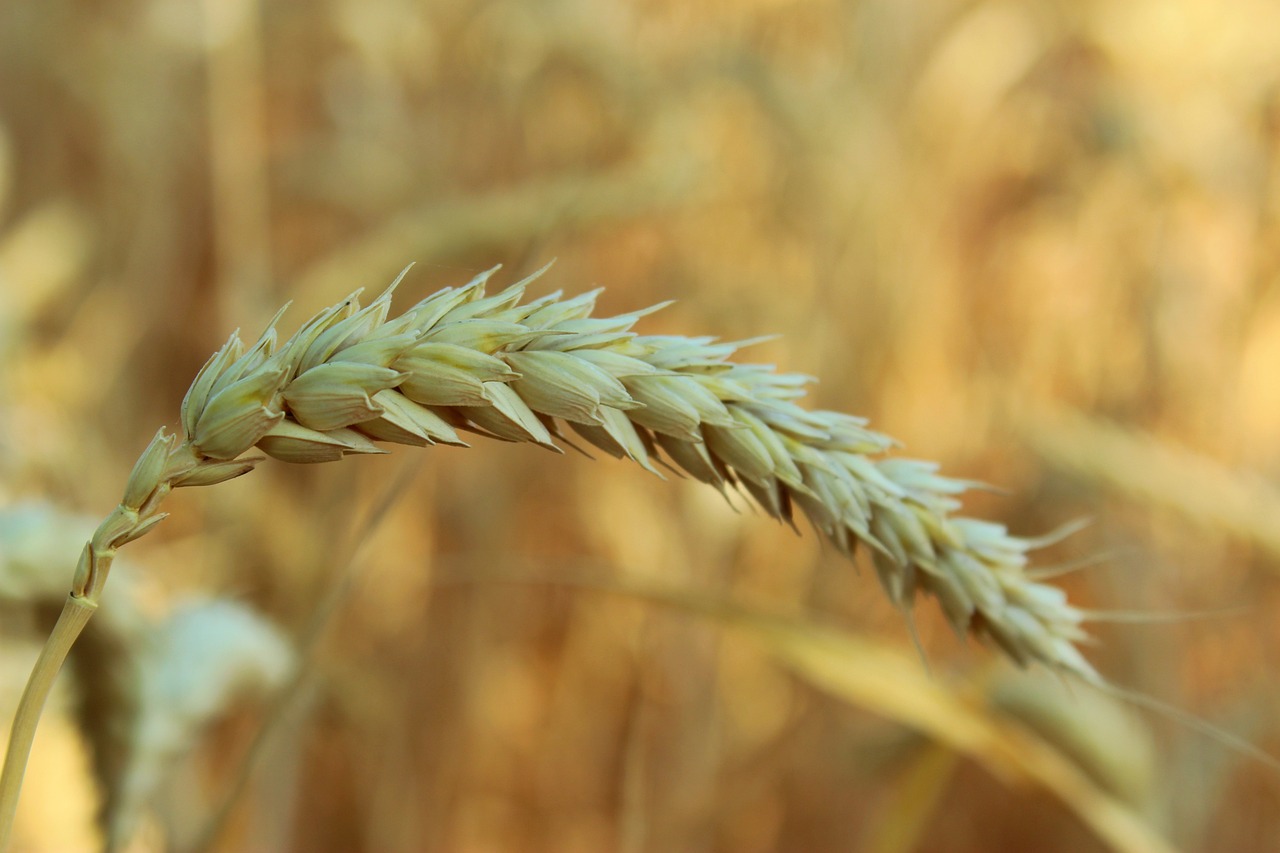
[[1, 0, 1279, 851]]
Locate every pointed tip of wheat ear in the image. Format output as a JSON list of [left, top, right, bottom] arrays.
[[162, 265, 1098, 679]]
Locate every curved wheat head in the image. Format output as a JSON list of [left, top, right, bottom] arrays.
[[89, 263, 1096, 681]]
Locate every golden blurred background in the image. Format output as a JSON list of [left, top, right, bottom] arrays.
[[2, 0, 1279, 850]]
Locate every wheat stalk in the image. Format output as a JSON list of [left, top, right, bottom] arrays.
[[0, 265, 1097, 847], [0, 505, 294, 851]]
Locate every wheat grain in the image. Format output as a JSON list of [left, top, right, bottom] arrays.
[[92, 264, 1096, 680]]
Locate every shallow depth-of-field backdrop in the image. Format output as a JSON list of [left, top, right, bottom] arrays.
[[2, 1, 1279, 851]]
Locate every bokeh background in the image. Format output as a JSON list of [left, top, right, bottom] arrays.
[[2, 0, 1280, 850]]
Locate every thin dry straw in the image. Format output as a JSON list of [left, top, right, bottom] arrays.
[[1025, 550, 1126, 581], [0, 265, 1100, 848]]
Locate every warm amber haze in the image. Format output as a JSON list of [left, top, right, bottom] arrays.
[[3, 1, 1279, 851]]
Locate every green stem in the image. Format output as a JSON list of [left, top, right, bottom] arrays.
[[0, 593, 99, 851]]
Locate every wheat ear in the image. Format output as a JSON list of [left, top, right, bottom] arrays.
[[0, 265, 1097, 847]]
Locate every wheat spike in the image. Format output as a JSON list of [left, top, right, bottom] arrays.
[[83, 264, 1092, 681], [0, 266, 1103, 846]]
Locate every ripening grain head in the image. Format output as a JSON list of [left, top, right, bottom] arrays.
[[94, 264, 1097, 682]]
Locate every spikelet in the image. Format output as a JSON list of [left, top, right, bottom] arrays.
[[104, 265, 1096, 681]]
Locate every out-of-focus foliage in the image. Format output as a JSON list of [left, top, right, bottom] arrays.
[[1, 0, 1278, 850]]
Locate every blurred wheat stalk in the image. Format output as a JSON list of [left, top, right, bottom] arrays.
[[1019, 403, 1280, 563]]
